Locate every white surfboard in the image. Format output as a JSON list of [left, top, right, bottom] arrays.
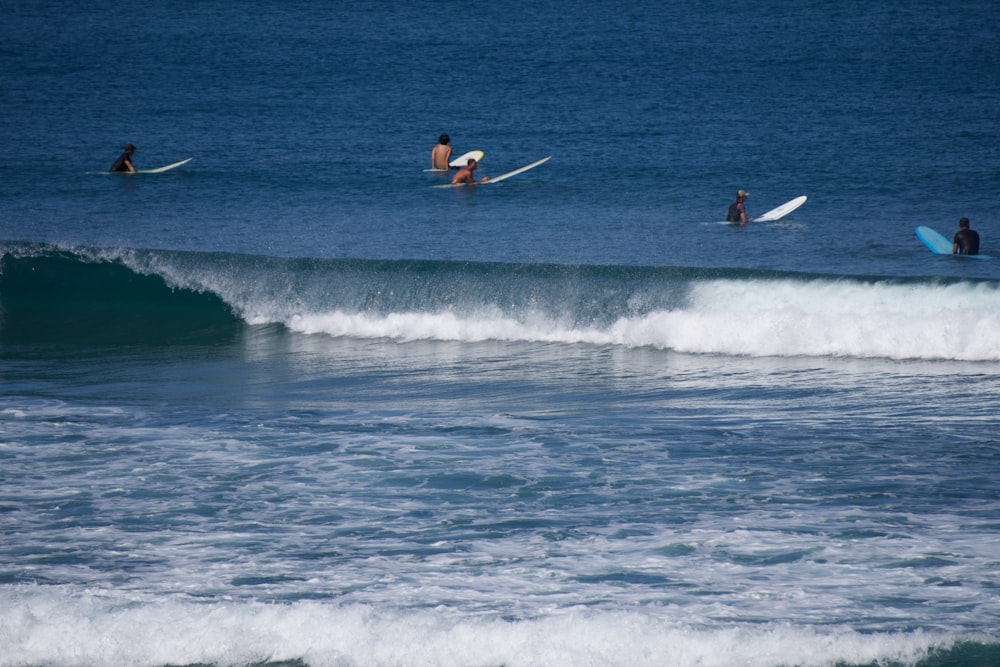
[[486, 156, 550, 184], [135, 157, 193, 174], [433, 156, 551, 188], [753, 195, 807, 222], [450, 150, 483, 168], [426, 150, 485, 172]]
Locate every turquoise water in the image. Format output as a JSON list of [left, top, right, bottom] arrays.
[[2, 2, 999, 666]]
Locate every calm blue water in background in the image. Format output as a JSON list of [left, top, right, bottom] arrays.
[[2, 2, 1000, 666]]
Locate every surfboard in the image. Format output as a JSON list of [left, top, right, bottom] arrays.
[[433, 156, 551, 188], [135, 157, 193, 174], [915, 226, 991, 259], [753, 195, 807, 222], [486, 156, 550, 184], [426, 150, 485, 172], [450, 150, 483, 168]]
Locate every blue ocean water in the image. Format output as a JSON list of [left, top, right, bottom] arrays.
[[2, 2, 1000, 666]]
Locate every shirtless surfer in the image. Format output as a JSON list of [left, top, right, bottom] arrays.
[[451, 158, 489, 185], [431, 134, 453, 171]]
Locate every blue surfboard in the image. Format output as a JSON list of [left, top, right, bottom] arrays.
[[915, 226, 990, 259]]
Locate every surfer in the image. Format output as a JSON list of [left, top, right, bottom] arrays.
[[431, 134, 453, 171], [727, 190, 749, 225], [451, 158, 489, 185], [109, 144, 136, 173], [952, 217, 980, 255]]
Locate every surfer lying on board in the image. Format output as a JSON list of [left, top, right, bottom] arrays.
[[431, 134, 452, 170], [726, 190, 749, 225], [451, 158, 489, 185], [953, 217, 980, 255], [109, 144, 136, 173]]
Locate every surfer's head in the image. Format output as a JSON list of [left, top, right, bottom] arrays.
[[439, 134, 450, 145], [467, 158, 477, 168], [737, 189, 748, 199], [124, 143, 135, 154], [959, 217, 970, 229]]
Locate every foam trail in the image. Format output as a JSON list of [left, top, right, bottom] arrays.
[[0, 588, 963, 667]]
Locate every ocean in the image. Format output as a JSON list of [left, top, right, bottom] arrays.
[[2, 1, 999, 666]]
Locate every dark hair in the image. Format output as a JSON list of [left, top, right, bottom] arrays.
[[959, 217, 970, 228], [124, 143, 135, 153], [439, 134, 450, 145]]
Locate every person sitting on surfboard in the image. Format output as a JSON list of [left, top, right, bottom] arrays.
[[451, 158, 489, 185], [109, 144, 136, 173], [952, 217, 980, 255], [726, 190, 749, 225], [431, 134, 453, 171]]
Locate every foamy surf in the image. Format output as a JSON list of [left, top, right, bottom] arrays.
[[280, 279, 1000, 362], [0, 588, 973, 667]]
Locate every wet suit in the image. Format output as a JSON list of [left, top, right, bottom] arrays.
[[953, 228, 980, 255], [110, 151, 134, 173]]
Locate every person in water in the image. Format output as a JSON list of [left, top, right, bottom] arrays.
[[952, 217, 980, 255], [727, 190, 749, 225], [431, 134, 453, 171], [110, 144, 136, 173], [451, 158, 489, 185]]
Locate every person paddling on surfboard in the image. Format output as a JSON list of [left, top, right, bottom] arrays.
[[431, 134, 453, 171], [109, 143, 136, 174], [952, 217, 980, 255], [726, 190, 749, 225], [451, 158, 489, 185]]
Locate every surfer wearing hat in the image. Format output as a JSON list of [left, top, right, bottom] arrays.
[[110, 144, 136, 173], [451, 158, 489, 185], [431, 134, 453, 171], [727, 190, 749, 225], [952, 217, 980, 255]]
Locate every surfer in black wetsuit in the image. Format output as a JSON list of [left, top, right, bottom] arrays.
[[110, 144, 136, 173], [952, 217, 980, 255], [726, 190, 749, 225]]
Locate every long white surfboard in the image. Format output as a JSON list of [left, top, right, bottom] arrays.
[[487, 156, 550, 184], [753, 195, 807, 222], [135, 157, 193, 174], [433, 156, 551, 188]]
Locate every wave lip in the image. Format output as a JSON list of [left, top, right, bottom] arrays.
[[0, 246, 241, 345]]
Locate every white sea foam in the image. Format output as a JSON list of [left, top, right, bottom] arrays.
[[0, 587, 966, 667], [624, 279, 1000, 360], [281, 280, 1000, 362]]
